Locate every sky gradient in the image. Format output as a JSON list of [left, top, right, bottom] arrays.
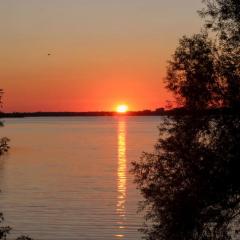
[[1, 0, 203, 112]]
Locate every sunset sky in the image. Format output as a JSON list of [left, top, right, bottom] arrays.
[[1, 0, 203, 112]]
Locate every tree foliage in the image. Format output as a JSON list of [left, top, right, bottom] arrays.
[[133, 112, 240, 240], [132, 0, 240, 239], [200, 0, 240, 108], [166, 34, 219, 109], [200, 0, 240, 46], [0, 90, 9, 155], [0, 91, 32, 240]]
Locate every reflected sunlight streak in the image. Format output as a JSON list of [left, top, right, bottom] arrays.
[[116, 119, 127, 237]]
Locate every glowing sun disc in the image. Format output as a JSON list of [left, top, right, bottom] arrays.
[[116, 105, 128, 113]]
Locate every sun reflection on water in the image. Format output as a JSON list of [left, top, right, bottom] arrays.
[[115, 119, 127, 238]]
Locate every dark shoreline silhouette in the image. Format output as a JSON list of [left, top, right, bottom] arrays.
[[0, 107, 236, 118], [0, 109, 165, 118]]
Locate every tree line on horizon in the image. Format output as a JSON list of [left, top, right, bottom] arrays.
[[132, 0, 240, 240]]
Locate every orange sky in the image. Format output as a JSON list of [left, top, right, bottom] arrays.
[[0, 0, 203, 112]]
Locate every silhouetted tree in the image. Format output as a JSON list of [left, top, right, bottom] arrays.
[[200, 0, 240, 108], [166, 34, 220, 110], [0, 213, 11, 240], [0, 90, 32, 240], [200, 0, 240, 46], [132, 1, 240, 239], [133, 112, 240, 240], [0, 90, 9, 157]]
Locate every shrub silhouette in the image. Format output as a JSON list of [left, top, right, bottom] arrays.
[[0, 90, 9, 155], [0, 90, 33, 240]]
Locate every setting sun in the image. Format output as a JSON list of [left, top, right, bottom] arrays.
[[116, 104, 129, 113]]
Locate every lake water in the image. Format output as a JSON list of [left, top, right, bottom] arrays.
[[0, 116, 161, 240]]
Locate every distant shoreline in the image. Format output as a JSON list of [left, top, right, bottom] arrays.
[[0, 108, 235, 118], [0, 110, 166, 118]]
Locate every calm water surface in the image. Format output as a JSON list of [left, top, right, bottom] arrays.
[[0, 116, 161, 240]]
